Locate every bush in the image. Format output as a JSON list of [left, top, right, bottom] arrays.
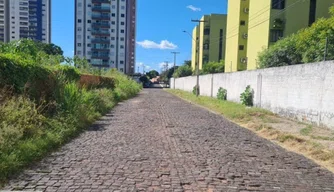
[[217, 87, 227, 100], [240, 85, 253, 106], [202, 60, 225, 74], [173, 65, 192, 78], [0, 58, 141, 183], [192, 85, 200, 95]]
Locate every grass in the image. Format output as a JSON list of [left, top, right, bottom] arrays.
[[300, 125, 313, 136], [0, 72, 142, 186], [166, 89, 334, 173]]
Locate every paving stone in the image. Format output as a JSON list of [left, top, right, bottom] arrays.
[[2, 89, 334, 191]]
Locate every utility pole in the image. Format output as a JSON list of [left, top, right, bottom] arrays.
[[171, 52, 180, 89], [142, 65, 145, 75], [164, 61, 169, 88], [192, 19, 207, 97]]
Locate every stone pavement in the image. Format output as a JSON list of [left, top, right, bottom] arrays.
[[4, 89, 334, 191]]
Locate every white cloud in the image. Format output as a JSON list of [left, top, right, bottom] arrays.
[[136, 40, 178, 50], [186, 5, 201, 12]]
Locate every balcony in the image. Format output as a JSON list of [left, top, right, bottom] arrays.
[[92, 64, 110, 68], [92, 0, 111, 3], [91, 30, 110, 36], [92, 15, 110, 20], [92, 6, 110, 12], [91, 39, 110, 44], [91, 47, 110, 52], [91, 23, 110, 29], [91, 54, 109, 60]]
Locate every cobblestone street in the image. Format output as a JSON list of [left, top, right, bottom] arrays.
[[4, 89, 334, 191]]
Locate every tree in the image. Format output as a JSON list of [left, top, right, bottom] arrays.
[[146, 70, 159, 79], [173, 65, 192, 78], [160, 66, 178, 82], [202, 60, 225, 74], [183, 60, 191, 67], [139, 75, 150, 84], [39, 43, 64, 56]]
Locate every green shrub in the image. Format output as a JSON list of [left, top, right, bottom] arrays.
[[240, 85, 253, 106], [173, 65, 192, 78], [192, 85, 200, 95], [202, 60, 225, 74], [217, 87, 227, 100]]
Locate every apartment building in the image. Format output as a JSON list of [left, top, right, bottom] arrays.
[[0, 0, 51, 43], [75, 0, 136, 74], [225, 0, 334, 72], [224, 0, 249, 72], [191, 14, 227, 70]]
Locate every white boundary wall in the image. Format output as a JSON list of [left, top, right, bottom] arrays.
[[170, 61, 334, 130]]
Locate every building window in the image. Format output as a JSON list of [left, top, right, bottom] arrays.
[[120, 37, 124, 41], [239, 45, 244, 50], [120, 68, 124, 72], [120, 61, 124, 64], [111, 37, 115, 40], [218, 29, 223, 61], [120, 29, 124, 33], [309, 0, 316, 26], [87, 44, 91, 47], [112, 13, 115, 17], [272, 0, 285, 9], [78, 43, 82, 47], [121, 22, 124, 25], [240, 20, 246, 26], [78, 19, 82, 23], [270, 29, 283, 42], [87, 20, 91, 23], [120, 45, 124, 49], [204, 28, 210, 35], [121, 14, 125, 17]]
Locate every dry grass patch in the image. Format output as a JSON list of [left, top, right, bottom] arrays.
[[166, 89, 334, 173]]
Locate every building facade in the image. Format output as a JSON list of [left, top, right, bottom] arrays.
[[225, 0, 334, 72], [191, 14, 227, 71], [224, 0, 249, 72], [75, 0, 136, 74], [0, 0, 51, 43]]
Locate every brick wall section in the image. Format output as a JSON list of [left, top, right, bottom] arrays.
[[171, 61, 334, 130]]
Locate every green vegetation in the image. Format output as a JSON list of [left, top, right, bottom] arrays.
[[300, 125, 314, 136], [258, 6, 334, 68], [166, 89, 334, 173], [146, 70, 159, 79], [217, 87, 227, 101], [166, 89, 270, 122], [173, 65, 192, 78], [202, 60, 225, 74], [0, 39, 141, 184], [240, 85, 253, 106]]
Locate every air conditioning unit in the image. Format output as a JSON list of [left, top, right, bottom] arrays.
[[242, 33, 248, 39], [240, 57, 248, 64], [244, 8, 249, 13]]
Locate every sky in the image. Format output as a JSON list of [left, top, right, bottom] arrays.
[[51, 0, 228, 73]]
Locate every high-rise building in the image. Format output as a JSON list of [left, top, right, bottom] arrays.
[[191, 14, 227, 71], [0, 0, 51, 43], [225, 0, 334, 72], [75, 0, 136, 74]]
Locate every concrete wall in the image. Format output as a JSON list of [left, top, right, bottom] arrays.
[[171, 61, 334, 130]]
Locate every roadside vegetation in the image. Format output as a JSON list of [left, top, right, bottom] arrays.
[[258, 6, 334, 68], [0, 39, 141, 185], [166, 89, 334, 173]]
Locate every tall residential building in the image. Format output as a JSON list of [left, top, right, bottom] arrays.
[[191, 14, 227, 71], [224, 0, 250, 72], [75, 0, 136, 74], [225, 0, 334, 72], [0, 0, 51, 43]]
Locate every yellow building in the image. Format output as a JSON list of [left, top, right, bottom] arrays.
[[225, 0, 334, 72], [225, 0, 250, 72], [247, 0, 334, 70], [191, 14, 227, 71]]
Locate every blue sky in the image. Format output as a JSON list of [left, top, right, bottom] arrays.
[[52, 0, 227, 73]]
